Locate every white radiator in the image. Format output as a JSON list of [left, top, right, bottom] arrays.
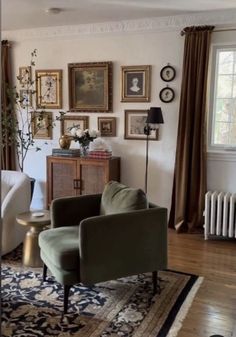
[[204, 191, 236, 240]]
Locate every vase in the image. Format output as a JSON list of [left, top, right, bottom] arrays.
[[59, 135, 71, 149], [80, 144, 89, 157]]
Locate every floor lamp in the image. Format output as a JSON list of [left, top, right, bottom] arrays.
[[144, 107, 164, 194]]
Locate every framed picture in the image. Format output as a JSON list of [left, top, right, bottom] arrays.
[[98, 117, 116, 137], [36, 69, 62, 109], [31, 111, 52, 139], [121, 65, 151, 102], [18, 66, 31, 85], [68, 62, 112, 112], [60, 115, 89, 136], [124, 110, 158, 140], [160, 65, 176, 82], [20, 90, 32, 108], [159, 87, 175, 103]]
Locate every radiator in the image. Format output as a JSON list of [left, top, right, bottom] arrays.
[[204, 191, 236, 240]]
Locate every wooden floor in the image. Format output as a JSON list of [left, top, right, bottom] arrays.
[[168, 229, 236, 337]]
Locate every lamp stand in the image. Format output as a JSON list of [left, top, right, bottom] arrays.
[[144, 126, 150, 194]]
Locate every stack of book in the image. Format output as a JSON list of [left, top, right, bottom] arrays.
[[88, 150, 112, 159], [52, 148, 80, 157]]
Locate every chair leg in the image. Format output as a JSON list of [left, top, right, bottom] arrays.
[[64, 285, 71, 314], [43, 264, 47, 281], [152, 271, 158, 295]]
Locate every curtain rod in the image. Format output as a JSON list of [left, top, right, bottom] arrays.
[[180, 27, 236, 36]]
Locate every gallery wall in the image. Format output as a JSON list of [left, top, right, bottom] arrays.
[[3, 14, 236, 211]]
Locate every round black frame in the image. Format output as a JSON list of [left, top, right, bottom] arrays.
[[159, 87, 175, 103], [160, 65, 176, 82]]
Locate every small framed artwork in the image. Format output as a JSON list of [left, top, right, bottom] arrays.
[[60, 115, 89, 136], [18, 66, 31, 85], [121, 65, 151, 102], [98, 117, 116, 137], [160, 65, 176, 82], [36, 69, 62, 109], [159, 87, 175, 103], [68, 62, 112, 112], [124, 110, 158, 140], [20, 90, 32, 108], [31, 111, 52, 139]]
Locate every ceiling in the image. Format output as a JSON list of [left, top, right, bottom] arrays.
[[2, 0, 236, 31]]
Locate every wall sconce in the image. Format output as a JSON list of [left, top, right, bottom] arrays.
[[144, 107, 164, 194]]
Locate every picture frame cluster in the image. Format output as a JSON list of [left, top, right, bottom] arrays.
[[19, 60, 170, 142]]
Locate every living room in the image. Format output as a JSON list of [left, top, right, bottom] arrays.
[[1, 1, 236, 336]]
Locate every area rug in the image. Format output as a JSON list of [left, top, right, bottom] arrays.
[[2, 247, 203, 337]]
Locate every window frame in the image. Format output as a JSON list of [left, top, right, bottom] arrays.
[[208, 44, 236, 154]]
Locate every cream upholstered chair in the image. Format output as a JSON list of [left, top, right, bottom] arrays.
[[1, 170, 31, 256]]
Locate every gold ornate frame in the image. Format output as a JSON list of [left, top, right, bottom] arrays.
[[68, 62, 113, 112], [60, 115, 89, 136], [124, 110, 158, 140], [36, 69, 62, 109], [121, 65, 151, 102], [98, 117, 116, 137], [31, 111, 52, 139]]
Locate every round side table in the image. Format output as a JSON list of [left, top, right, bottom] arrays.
[[16, 210, 51, 267]]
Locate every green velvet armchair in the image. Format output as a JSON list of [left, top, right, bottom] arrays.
[[39, 181, 168, 314]]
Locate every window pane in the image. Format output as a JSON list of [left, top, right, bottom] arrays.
[[214, 122, 230, 144], [229, 123, 236, 145], [215, 98, 232, 122], [218, 51, 233, 74], [232, 99, 236, 122], [232, 75, 236, 97], [217, 75, 233, 98]]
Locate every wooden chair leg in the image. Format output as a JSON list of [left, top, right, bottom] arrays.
[[64, 285, 71, 314], [43, 264, 47, 281]]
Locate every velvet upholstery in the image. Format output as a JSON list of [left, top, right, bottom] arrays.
[[39, 182, 168, 312]]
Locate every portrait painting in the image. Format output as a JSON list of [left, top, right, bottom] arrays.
[[68, 62, 112, 112], [121, 65, 151, 102], [60, 115, 89, 136], [18, 66, 31, 85], [31, 111, 52, 139], [36, 69, 62, 109], [124, 110, 158, 140], [98, 117, 116, 137]]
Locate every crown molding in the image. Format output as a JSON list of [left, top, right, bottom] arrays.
[[3, 9, 236, 41]]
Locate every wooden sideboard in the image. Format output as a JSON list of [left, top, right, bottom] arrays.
[[46, 156, 120, 206]]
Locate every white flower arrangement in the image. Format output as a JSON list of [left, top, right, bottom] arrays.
[[69, 125, 99, 147]]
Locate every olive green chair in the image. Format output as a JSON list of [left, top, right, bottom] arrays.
[[39, 181, 168, 314]]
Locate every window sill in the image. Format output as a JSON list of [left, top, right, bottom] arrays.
[[207, 151, 236, 162]]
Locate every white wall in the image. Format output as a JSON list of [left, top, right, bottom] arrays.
[[4, 29, 183, 210], [3, 22, 236, 211], [207, 30, 236, 193]]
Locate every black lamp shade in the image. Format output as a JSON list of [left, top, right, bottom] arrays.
[[146, 107, 164, 124]]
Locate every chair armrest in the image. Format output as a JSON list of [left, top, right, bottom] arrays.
[[79, 206, 167, 285], [51, 194, 101, 228]]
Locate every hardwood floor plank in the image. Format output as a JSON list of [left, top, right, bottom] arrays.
[[168, 229, 236, 337]]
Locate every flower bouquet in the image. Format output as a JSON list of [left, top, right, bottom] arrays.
[[70, 126, 99, 156]]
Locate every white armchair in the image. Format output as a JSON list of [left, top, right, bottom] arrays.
[[1, 170, 31, 256]]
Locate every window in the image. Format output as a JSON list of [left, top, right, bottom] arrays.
[[208, 45, 236, 151]]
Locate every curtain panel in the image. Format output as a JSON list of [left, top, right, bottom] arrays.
[[1, 40, 16, 170], [169, 26, 214, 233]]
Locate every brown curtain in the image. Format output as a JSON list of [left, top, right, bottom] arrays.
[[1, 40, 16, 170], [169, 26, 214, 233]]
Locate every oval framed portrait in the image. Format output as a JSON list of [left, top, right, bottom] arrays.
[[160, 65, 176, 82], [159, 87, 175, 103]]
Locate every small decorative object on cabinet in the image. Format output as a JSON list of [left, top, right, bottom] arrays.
[[46, 156, 120, 206], [160, 64, 176, 82], [59, 135, 72, 149]]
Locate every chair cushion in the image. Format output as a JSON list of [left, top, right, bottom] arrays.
[[39, 226, 80, 270], [100, 181, 148, 215]]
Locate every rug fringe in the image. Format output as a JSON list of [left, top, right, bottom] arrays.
[[166, 276, 204, 337]]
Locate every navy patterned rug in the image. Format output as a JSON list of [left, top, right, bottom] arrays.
[[2, 247, 203, 337]]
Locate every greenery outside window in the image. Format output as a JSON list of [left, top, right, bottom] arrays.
[[208, 45, 236, 153]]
